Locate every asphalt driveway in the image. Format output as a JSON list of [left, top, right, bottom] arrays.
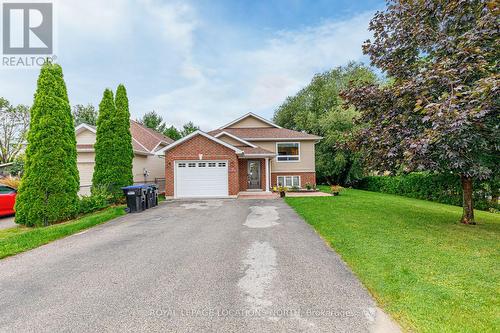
[[0, 199, 399, 332], [0, 216, 16, 230]]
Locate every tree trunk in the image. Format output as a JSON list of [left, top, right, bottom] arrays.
[[460, 175, 475, 225]]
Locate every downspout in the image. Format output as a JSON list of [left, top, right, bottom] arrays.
[[265, 157, 271, 192]]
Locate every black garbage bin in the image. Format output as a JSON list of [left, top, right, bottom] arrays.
[[122, 185, 147, 213], [150, 184, 159, 207]]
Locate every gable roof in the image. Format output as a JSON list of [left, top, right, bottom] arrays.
[[75, 120, 174, 155], [218, 112, 282, 129], [155, 130, 243, 155], [213, 131, 257, 147], [208, 127, 322, 141], [75, 123, 96, 135], [130, 120, 174, 152], [239, 146, 275, 157]]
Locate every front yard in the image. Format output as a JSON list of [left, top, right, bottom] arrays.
[[285, 189, 500, 333], [0, 207, 125, 259]]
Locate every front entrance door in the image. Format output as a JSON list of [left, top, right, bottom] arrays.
[[247, 160, 261, 189]]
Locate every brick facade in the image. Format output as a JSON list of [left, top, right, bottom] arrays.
[[164, 134, 240, 196], [238, 160, 247, 191], [165, 134, 316, 197], [238, 159, 267, 191], [271, 172, 316, 188]]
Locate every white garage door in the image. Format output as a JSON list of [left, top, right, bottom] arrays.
[[175, 161, 228, 198]]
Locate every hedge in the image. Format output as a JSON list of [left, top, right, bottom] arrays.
[[356, 172, 499, 211]]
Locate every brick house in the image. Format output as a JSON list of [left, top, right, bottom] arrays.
[[157, 113, 321, 198]]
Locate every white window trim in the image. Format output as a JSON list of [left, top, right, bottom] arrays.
[[275, 142, 300, 163], [276, 175, 301, 188]]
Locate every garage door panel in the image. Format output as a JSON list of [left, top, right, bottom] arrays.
[[175, 161, 228, 198]]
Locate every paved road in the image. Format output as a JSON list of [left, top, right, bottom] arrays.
[[0, 200, 399, 332], [0, 216, 15, 230]]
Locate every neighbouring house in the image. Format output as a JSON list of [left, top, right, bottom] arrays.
[[76, 120, 173, 195], [156, 112, 321, 198]]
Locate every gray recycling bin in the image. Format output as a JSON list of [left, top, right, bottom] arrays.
[[122, 185, 147, 213], [145, 185, 153, 209], [145, 184, 159, 208], [150, 184, 159, 207]]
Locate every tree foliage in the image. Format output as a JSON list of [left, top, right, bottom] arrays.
[[114, 84, 134, 191], [15, 63, 79, 227], [164, 125, 181, 140], [139, 110, 166, 133], [180, 121, 199, 137], [342, 0, 499, 223], [72, 104, 97, 126], [93, 86, 134, 199], [0, 98, 30, 164], [138, 111, 186, 140], [273, 63, 377, 185], [92, 89, 118, 195]]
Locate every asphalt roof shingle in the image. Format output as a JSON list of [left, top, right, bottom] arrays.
[[208, 128, 321, 140], [76, 121, 174, 155], [239, 146, 275, 155], [130, 120, 174, 152]]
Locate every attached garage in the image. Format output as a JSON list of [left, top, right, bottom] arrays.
[[158, 131, 243, 198], [175, 161, 228, 198]]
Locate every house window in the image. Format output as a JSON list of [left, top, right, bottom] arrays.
[[198, 162, 206, 167], [178, 163, 186, 168], [277, 176, 300, 188], [208, 162, 216, 167], [276, 142, 300, 162], [218, 162, 226, 167], [188, 162, 196, 167]]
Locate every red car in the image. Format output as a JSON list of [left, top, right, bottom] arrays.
[[0, 185, 16, 217]]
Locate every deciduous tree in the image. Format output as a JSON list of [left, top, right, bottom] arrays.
[[342, 0, 499, 224], [274, 63, 377, 185], [0, 98, 29, 164], [164, 125, 181, 140], [72, 104, 97, 126], [139, 110, 166, 133], [180, 121, 199, 137]]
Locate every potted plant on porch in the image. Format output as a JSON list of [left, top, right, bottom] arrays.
[[278, 186, 287, 198]]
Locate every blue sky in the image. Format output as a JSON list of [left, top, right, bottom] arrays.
[[1, 0, 384, 130]]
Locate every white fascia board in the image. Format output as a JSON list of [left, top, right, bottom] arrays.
[[155, 130, 243, 155], [214, 131, 257, 148], [242, 137, 322, 141], [75, 123, 96, 134], [218, 112, 282, 129]]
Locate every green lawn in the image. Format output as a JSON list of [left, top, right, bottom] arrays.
[[285, 188, 500, 333], [0, 206, 126, 259]]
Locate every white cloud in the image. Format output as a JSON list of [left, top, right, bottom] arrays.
[[58, 0, 132, 39], [1, 1, 374, 133], [137, 11, 374, 130]]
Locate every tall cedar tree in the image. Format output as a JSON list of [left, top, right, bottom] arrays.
[[92, 89, 119, 195], [15, 63, 79, 227], [114, 85, 134, 191], [342, 0, 499, 224]]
